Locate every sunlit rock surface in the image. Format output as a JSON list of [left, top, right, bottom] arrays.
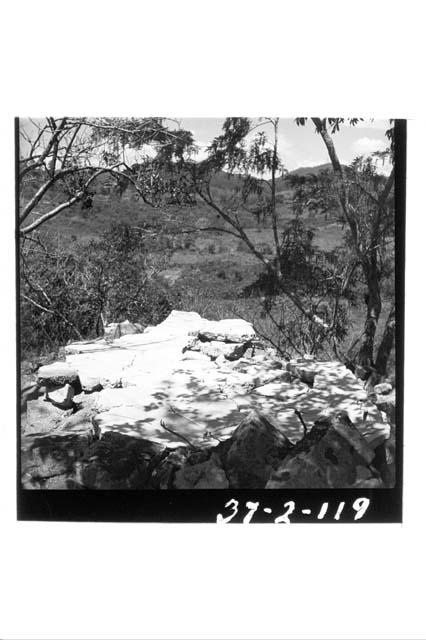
[[22, 311, 394, 488], [37, 362, 79, 387], [197, 318, 256, 343], [266, 411, 383, 489]]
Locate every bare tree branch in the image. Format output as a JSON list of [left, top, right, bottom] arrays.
[[20, 166, 120, 235], [19, 117, 68, 180]]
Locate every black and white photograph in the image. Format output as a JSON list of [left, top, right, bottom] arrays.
[[2, 2, 426, 639], [17, 116, 404, 522]]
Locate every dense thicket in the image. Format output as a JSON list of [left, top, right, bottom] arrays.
[[20, 223, 178, 355]]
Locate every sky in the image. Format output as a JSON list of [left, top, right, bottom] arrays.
[[178, 117, 393, 175], [19, 117, 393, 176]]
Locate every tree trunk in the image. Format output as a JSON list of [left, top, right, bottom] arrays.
[[271, 118, 281, 278], [374, 303, 396, 377], [357, 259, 382, 369]]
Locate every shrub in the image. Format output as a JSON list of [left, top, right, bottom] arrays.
[[20, 223, 178, 356]]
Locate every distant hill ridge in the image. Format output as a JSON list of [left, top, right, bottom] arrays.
[[287, 162, 337, 177], [210, 163, 342, 189]]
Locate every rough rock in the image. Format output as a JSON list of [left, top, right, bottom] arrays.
[[181, 350, 212, 362], [233, 355, 283, 372], [266, 411, 382, 489], [93, 387, 148, 413], [218, 410, 293, 488], [72, 390, 101, 412], [286, 362, 317, 387], [207, 368, 257, 394], [239, 360, 385, 446], [61, 407, 100, 439], [149, 447, 214, 489], [118, 319, 142, 335], [357, 420, 391, 451], [22, 311, 394, 490], [104, 319, 143, 342], [93, 394, 242, 448], [197, 318, 256, 343], [64, 311, 203, 389], [374, 382, 393, 395], [79, 373, 103, 393], [214, 364, 291, 399], [79, 432, 165, 489], [155, 309, 203, 335], [21, 382, 43, 413], [32, 475, 86, 489], [355, 365, 370, 381], [47, 383, 75, 409], [149, 447, 190, 489], [375, 390, 396, 424], [104, 322, 120, 342], [21, 396, 102, 487], [90, 370, 243, 448], [37, 362, 80, 388], [300, 354, 315, 362], [322, 411, 375, 463], [24, 399, 74, 436], [196, 340, 250, 361], [65, 347, 134, 388], [173, 453, 229, 489], [21, 423, 95, 489], [235, 380, 312, 442]]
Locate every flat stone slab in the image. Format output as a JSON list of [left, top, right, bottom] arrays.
[[252, 381, 308, 401], [198, 318, 256, 342], [309, 360, 367, 395], [94, 396, 242, 448], [235, 375, 385, 447], [92, 363, 243, 448], [37, 362, 79, 386], [65, 340, 112, 355], [66, 325, 194, 390], [49, 315, 390, 457], [66, 349, 135, 388], [128, 310, 203, 343]]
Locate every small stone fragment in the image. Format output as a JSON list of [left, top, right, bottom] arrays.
[[374, 382, 393, 395], [47, 383, 75, 409]]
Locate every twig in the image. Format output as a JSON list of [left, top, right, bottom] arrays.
[[167, 404, 205, 429], [203, 430, 223, 444], [159, 418, 197, 450], [294, 409, 308, 436]]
